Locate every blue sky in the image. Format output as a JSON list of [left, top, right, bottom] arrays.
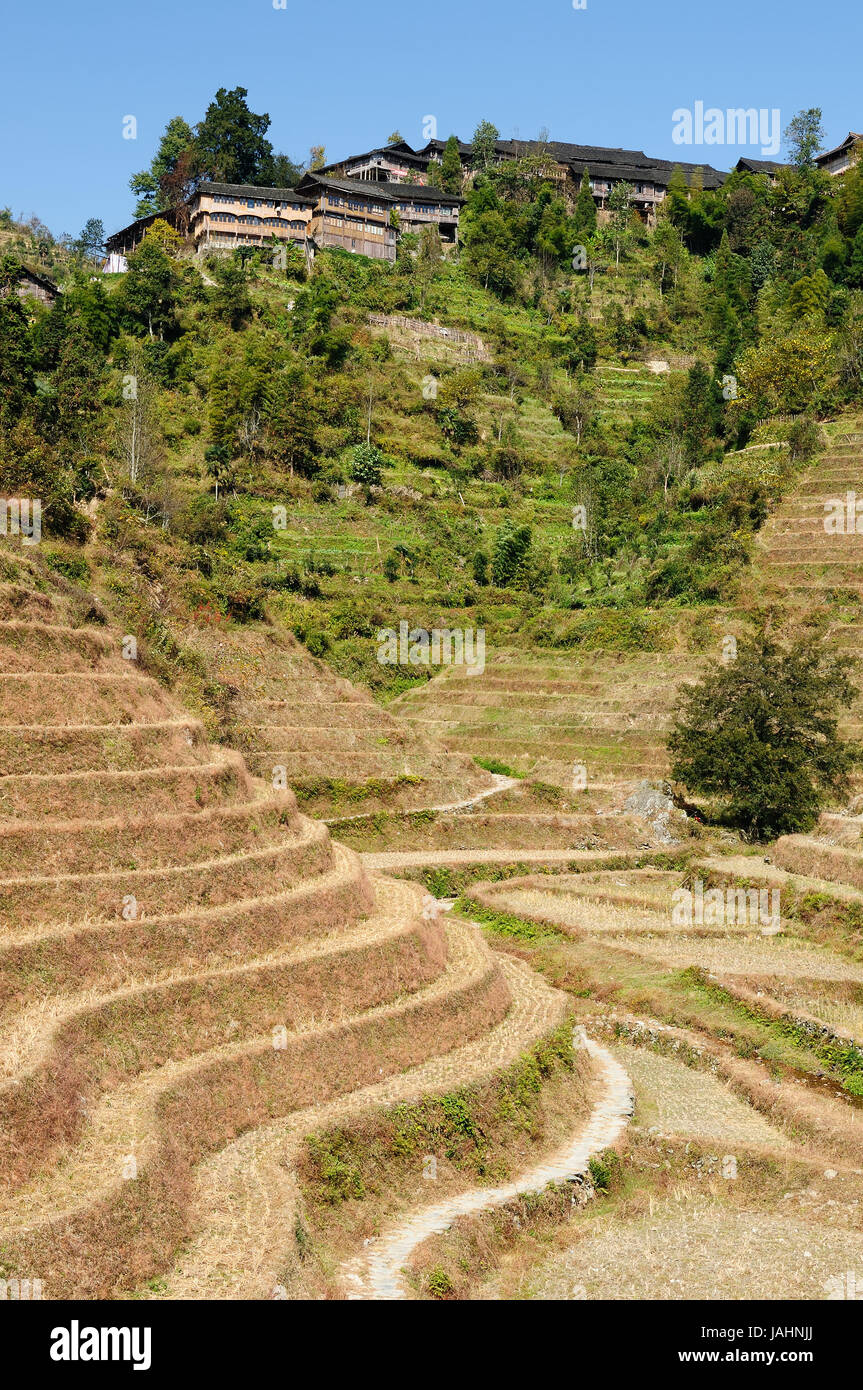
[[1, 0, 860, 239]]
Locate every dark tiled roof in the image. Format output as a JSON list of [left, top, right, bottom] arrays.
[[389, 185, 463, 205], [416, 135, 726, 186], [567, 156, 726, 190], [318, 144, 429, 175], [298, 173, 462, 205], [196, 181, 313, 204], [816, 132, 863, 165], [734, 157, 789, 174], [20, 264, 60, 293], [513, 139, 649, 165], [298, 174, 399, 200], [418, 138, 473, 157]]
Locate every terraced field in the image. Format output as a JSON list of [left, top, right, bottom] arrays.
[[398, 841, 863, 1300], [181, 622, 496, 818], [0, 547, 581, 1301], [7, 428, 863, 1303], [393, 431, 863, 799], [391, 649, 700, 793]]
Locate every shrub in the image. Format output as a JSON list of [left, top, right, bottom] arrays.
[[349, 442, 384, 488], [668, 629, 862, 839]]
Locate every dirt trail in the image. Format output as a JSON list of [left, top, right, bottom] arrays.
[[325, 773, 518, 825], [340, 1037, 633, 1300], [363, 847, 620, 871], [151, 951, 569, 1299]]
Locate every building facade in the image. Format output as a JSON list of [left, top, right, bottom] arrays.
[[816, 133, 863, 177]]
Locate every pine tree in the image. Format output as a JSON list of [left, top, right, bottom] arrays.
[[847, 226, 863, 288], [471, 120, 500, 173], [573, 169, 596, 237], [664, 165, 690, 228], [440, 136, 463, 193]]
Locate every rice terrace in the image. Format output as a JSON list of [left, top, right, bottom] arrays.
[[2, 0, 863, 1362]]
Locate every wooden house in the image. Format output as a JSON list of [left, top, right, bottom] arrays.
[[816, 133, 863, 177], [316, 141, 431, 184], [5, 264, 60, 305], [187, 182, 314, 252]]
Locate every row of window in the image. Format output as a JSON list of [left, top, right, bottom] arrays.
[[398, 203, 456, 216], [210, 194, 307, 211], [325, 216, 385, 237], [325, 193, 388, 214], [208, 212, 307, 228], [590, 180, 651, 195]]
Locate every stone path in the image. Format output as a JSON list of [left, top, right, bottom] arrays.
[[340, 1037, 634, 1300]]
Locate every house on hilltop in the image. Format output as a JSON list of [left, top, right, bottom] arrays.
[[2, 263, 60, 305], [105, 169, 462, 267], [816, 132, 863, 176], [416, 135, 726, 225], [105, 182, 314, 259], [733, 156, 789, 182], [316, 140, 432, 184]]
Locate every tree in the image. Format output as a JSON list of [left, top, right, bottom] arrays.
[[264, 365, 318, 476], [786, 268, 831, 319], [463, 210, 517, 294], [492, 519, 532, 585], [573, 168, 596, 237], [668, 629, 861, 839], [208, 255, 252, 328], [263, 152, 305, 188], [607, 181, 633, 266], [440, 135, 463, 194], [553, 373, 596, 445], [75, 218, 105, 262], [783, 108, 825, 171], [349, 441, 384, 489], [652, 218, 683, 297], [196, 87, 273, 185], [387, 131, 403, 146], [0, 258, 36, 426], [471, 120, 500, 173], [733, 328, 833, 416], [129, 116, 195, 217], [846, 226, 863, 288], [308, 145, 326, 171], [119, 225, 180, 339], [680, 361, 721, 466], [664, 165, 690, 228], [116, 350, 164, 514]]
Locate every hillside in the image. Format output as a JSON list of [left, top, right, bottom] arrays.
[[0, 544, 595, 1299], [5, 118, 863, 1302]]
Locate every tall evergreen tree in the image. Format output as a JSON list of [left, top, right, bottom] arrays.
[[664, 165, 690, 228], [129, 116, 195, 217], [783, 108, 825, 171], [195, 87, 273, 185], [573, 168, 596, 236], [471, 120, 500, 173], [440, 135, 463, 193]]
